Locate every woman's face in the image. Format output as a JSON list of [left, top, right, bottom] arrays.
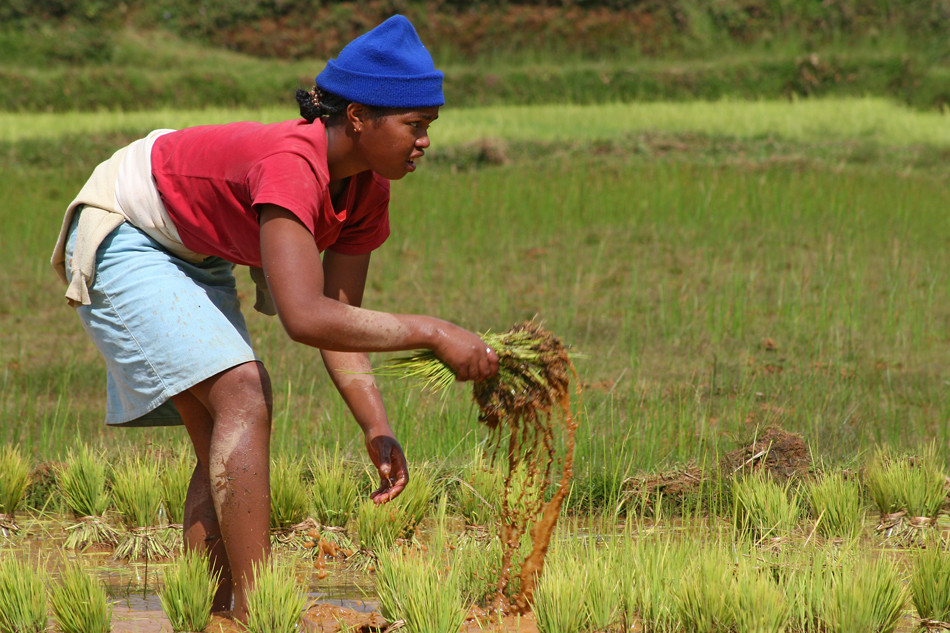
[[359, 106, 439, 180]]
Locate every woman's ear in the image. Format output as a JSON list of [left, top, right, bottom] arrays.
[[346, 103, 367, 134]]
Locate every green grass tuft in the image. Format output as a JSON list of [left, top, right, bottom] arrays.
[[160, 548, 220, 633], [0, 556, 46, 633], [243, 558, 308, 633], [49, 559, 111, 633]]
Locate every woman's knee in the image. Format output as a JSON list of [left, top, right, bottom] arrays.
[[202, 361, 273, 422]]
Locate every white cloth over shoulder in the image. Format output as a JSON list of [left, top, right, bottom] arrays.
[[50, 129, 204, 307]]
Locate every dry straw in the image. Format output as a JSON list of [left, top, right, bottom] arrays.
[[58, 444, 119, 550], [0, 443, 31, 536], [49, 559, 111, 633]]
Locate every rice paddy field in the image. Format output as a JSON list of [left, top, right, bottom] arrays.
[[2, 96, 950, 632]]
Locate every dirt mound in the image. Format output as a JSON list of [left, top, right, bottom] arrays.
[[723, 426, 812, 479], [624, 426, 812, 508]]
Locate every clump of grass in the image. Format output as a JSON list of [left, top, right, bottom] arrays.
[[532, 547, 590, 633], [614, 531, 698, 633], [581, 544, 620, 632], [865, 446, 907, 531], [160, 448, 191, 526], [910, 539, 950, 627], [779, 542, 843, 632], [733, 556, 790, 633], [244, 558, 308, 633], [865, 443, 947, 537], [802, 470, 865, 541], [355, 498, 410, 554], [391, 461, 441, 537], [0, 556, 46, 633], [897, 443, 946, 526], [308, 446, 358, 528], [450, 532, 502, 608], [452, 451, 503, 526], [111, 454, 170, 560], [821, 555, 906, 633], [58, 443, 119, 550], [732, 471, 800, 542], [674, 543, 736, 633], [159, 548, 220, 633], [0, 443, 31, 535], [49, 559, 111, 633], [376, 547, 468, 633], [270, 455, 310, 536]]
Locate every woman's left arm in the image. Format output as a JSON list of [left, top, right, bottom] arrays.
[[320, 248, 408, 504]]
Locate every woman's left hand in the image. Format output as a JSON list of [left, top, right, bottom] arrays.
[[366, 435, 409, 504]]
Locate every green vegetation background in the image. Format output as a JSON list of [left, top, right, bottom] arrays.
[[3, 2, 950, 508], [1, 0, 949, 112]]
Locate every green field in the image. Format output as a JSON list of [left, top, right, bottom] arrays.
[[3, 7, 950, 626], [3, 97, 949, 481]]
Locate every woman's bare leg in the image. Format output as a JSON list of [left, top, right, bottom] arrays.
[[172, 390, 233, 612], [172, 360, 273, 622]]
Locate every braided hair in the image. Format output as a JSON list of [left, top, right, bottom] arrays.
[[296, 85, 387, 123]]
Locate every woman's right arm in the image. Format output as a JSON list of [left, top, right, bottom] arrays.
[[258, 203, 498, 381]]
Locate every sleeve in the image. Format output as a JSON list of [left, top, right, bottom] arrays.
[[246, 153, 325, 234]]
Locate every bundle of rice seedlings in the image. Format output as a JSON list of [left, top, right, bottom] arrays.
[[896, 443, 946, 530], [159, 548, 220, 633], [0, 556, 46, 633], [452, 451, 503, 527], [376, 321, 578, 610], [778, 542, 844, 632], [58, 444, 119, 550], [375, 547, 467, 633], [391, 461, 442, 536], [270, 455, 310, 538], [582, 546, 620, 632], [244, 558, 308, 633], [49, 559, 111, 633], [308, 446, 358, 528], [449, 533, 503, 608], [614, 530, 698, 633], [733, 557, 790, 633], [674, 544, 736, 633], [732, 470, 800, 543], [821, 555, 906, 633], [803, 470, 865, 541], [160, 449, 191, 527], [0, 443, 31, 536], [111, 454, 170, 560], [910, 539, 950, 627], [355, 498, 410, 555], [864, 446, 906, 532], [532, 548, 590, 633]]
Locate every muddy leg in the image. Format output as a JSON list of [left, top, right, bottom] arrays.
[[176, 361, 273, 622], [174, 390, 234, 612]]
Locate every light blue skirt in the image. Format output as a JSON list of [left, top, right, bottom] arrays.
[[65, 208, 258, 426]]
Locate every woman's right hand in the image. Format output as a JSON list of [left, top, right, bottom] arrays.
[[431, 322, 500, 382]]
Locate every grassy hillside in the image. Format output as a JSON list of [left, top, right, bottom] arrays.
[[1, 1, 948, 112]]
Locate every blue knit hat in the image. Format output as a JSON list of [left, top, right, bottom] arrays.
[[316, 15, 444, 108]]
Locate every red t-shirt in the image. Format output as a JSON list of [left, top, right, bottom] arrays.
[[150, 118, 390, 267]]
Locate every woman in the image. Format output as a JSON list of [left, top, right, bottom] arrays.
[[51, 15, 498, 621]]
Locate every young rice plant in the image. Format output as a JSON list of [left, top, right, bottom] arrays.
[[49, 559, 111, 633]]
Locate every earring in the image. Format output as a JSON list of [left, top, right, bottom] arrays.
[[354, 124, 362, 133]]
